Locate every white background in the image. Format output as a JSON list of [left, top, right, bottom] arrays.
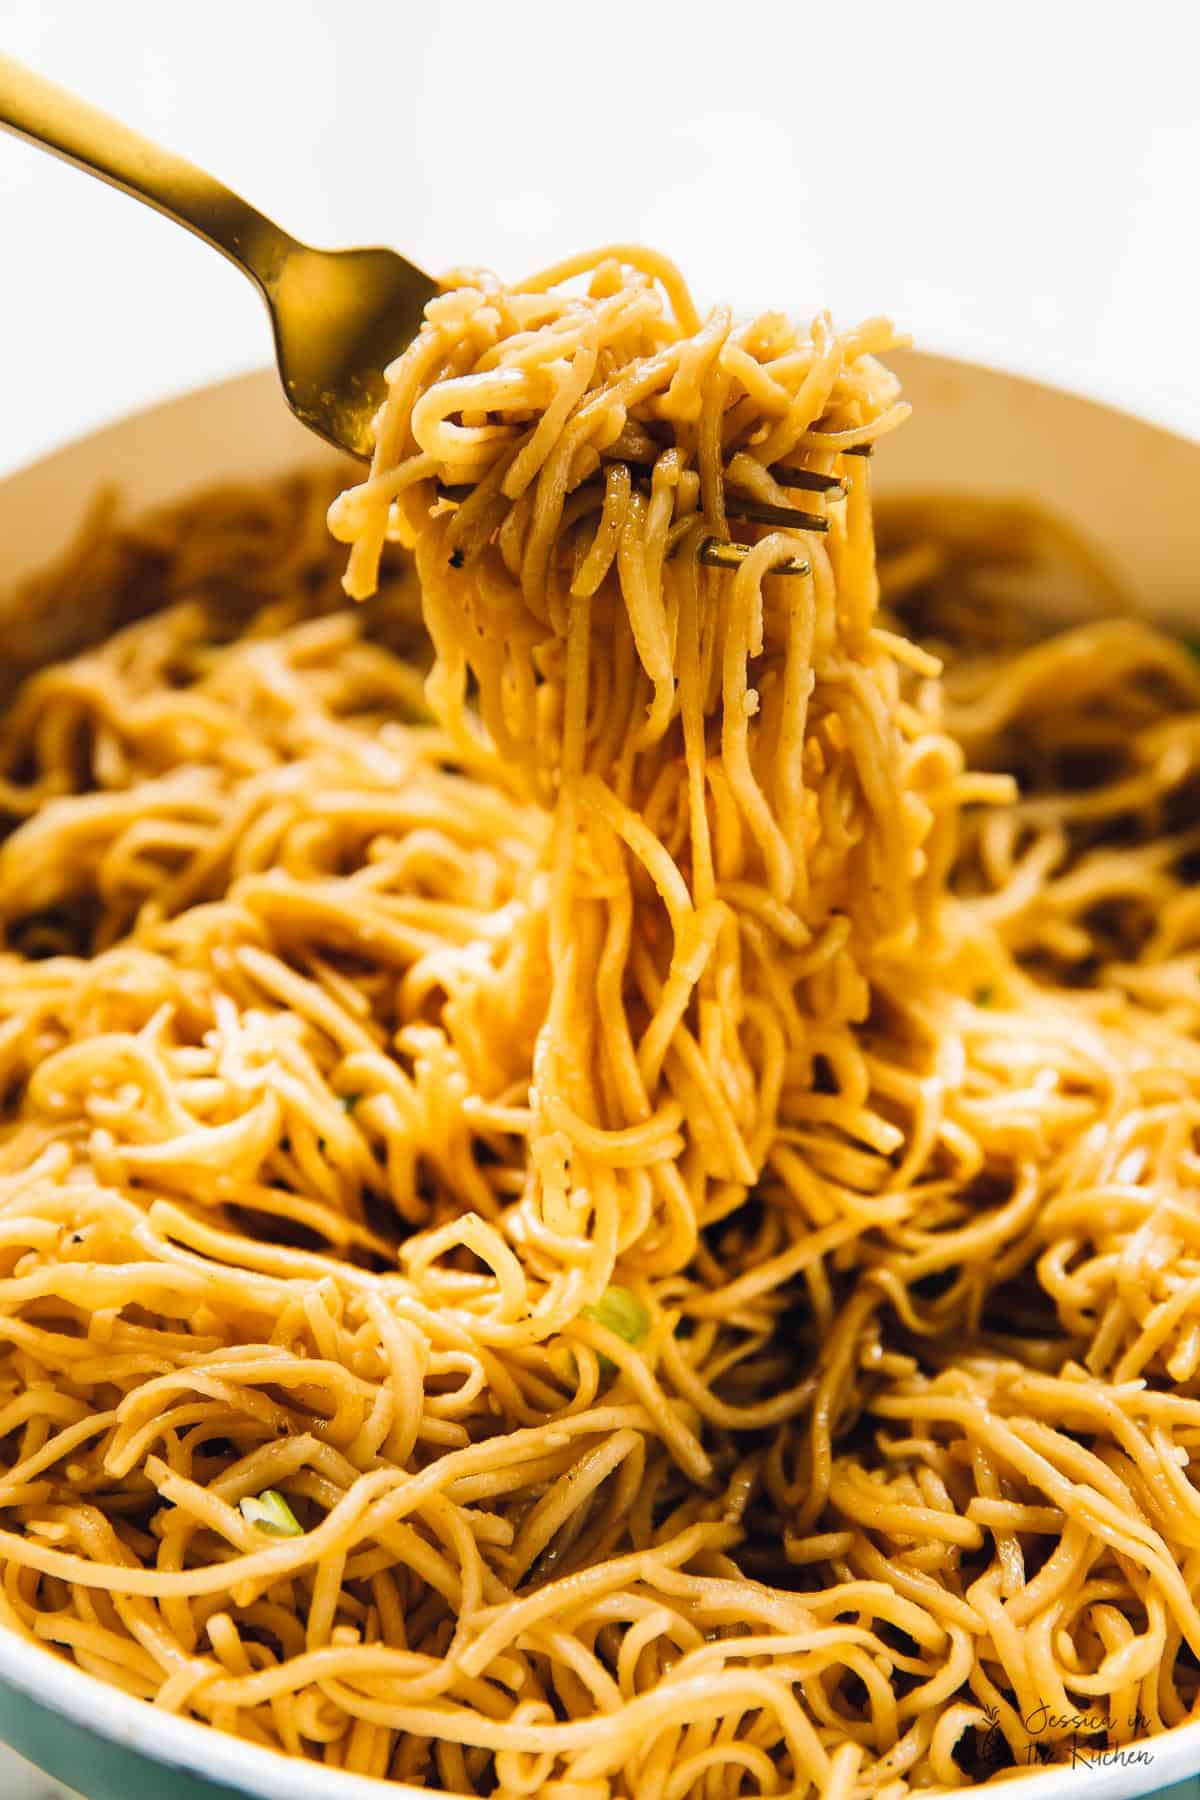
[[3, 2, 1200, 1796]]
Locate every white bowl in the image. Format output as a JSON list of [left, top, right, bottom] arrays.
[[1, 359, 1198, 1800]]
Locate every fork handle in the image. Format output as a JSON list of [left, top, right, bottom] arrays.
[[0, 52, 296, 293]]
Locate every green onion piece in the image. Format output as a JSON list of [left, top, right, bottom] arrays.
[[583, 1284, 650, 1346], [239, 1490, 303, 1538], [974, 983, 995, 1007], [341, 1093, 361, 1113], [1184, 636, 1200, 660]]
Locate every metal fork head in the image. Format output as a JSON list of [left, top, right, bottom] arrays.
[[267, 246, 439, 460], [579, 439, 867, 579], [439, 444, 870, 583], [701, 443, 874, 577]]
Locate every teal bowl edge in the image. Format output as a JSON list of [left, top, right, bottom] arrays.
[[0, 1629, 427, 1800], [0, 1672, 249, 1800], [3, 1653, 1200, 1800]]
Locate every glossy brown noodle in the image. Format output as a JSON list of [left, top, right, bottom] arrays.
[[0, 252, 1196, 1795]]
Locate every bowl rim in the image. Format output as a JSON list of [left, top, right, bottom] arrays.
[[0, 360, 1198, 1800], [1, 1604, 1197, 1800]]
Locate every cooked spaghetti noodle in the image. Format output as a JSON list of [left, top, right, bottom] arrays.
[[0, 249, 1196, 1794]]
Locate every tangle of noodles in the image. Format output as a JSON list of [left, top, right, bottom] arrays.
[[0, 250, 1196, 1794]]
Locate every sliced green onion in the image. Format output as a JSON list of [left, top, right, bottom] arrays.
[[239, 1490, 303, 1538], [583, 1284, 650, 1346], [1184, 636, 1200, 660], [974, 983, 995, 1007], [341, 1093, 361, 1113]]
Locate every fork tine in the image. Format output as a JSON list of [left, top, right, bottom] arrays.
[[768, 466, 847, 495], [698, 538, 810, 577], [725, 497, 829, 533], [438, 440, 872, 581]]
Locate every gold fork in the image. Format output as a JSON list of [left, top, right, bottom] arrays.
[[0, 51, 438, 460], [0, 53, 865, 571]]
